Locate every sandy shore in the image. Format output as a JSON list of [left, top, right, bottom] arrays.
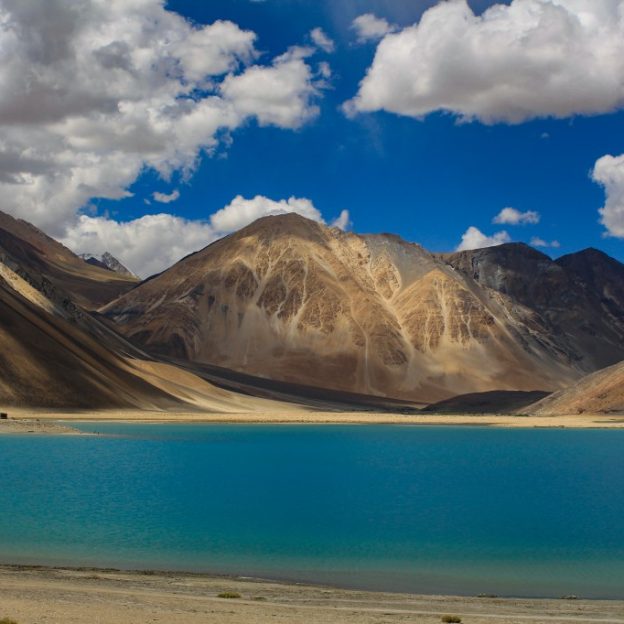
[[2, 408, 624, 428], [0, 418, 85, 435], [1, 566, 623, 624]]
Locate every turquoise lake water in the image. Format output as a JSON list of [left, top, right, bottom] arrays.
[[1, 423, 623, 598]]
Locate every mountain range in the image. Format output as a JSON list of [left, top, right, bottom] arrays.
[[103, 213, 624, 405], [1, 209, 623, 414]]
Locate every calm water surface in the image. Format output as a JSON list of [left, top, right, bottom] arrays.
[[1, 424, 623, 598]]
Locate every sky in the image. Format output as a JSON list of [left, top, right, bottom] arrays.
[[0, 0, 623, 276]]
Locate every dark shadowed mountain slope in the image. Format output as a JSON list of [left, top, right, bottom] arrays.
[[444, 244, 624, 373], [0, 210, 138, 309]]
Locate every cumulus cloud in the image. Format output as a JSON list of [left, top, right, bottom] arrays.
[[351, 14, 397, 43], [210, 195, 323, 232], [530, 237, 560, 248], [62, 214, 214, 279], [152, 190, 180, 204], [456, 226, 511, 251], [592, 153, 624, 238], [346, 0, 624, 123], [220, 47, 321, 128], [0, 0, 326, 237], [61, 195, 351, 277], [493, 207, 540, 225], [310, 27, 335, 53]]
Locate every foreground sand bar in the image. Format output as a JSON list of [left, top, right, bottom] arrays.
[[1, 566, 623, 624], [2, 408, 624, 429]]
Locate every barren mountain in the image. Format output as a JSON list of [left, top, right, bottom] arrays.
[[529, 360, 624, 415], [445, 244, 624, 372], [103, 213, 624, 403], [80, 252, 138, 279], [0, 211, 138, 309], [0, 211, 298, 412], [0, 259, 298, 412]]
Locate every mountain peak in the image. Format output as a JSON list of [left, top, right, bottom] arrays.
[[80, 252, 137, 279]]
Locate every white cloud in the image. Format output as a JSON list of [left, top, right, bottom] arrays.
[[493, 207, 540, 225], [530, 236, 560, 248], [318, 61, 332, 80], [456, 226, 511, 251], [210, 195, 323, 232], [220, 47, 321, 129], [62, 195, 351, 278], [346, 0, 624, 123], [62, 213, 215, 279], [351, 14, 396, 43], [592, 153, 624, 238], [331, 209, 351, 230], [0, 0, 326, 237], [310, 27, 335, 53], [152, 189, 180, 204]]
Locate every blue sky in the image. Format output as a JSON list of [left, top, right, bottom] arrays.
[[119, 0, 624, 261], [1, 0, 623, 275]]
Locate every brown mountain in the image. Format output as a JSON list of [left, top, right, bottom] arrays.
[[103, 213, 624, 403], [0, 211, 297, 412], [0, 259, 300, 412], [0, 211, 138, 310], [529, 360, 624, 415], [444, 244, 624, 372]]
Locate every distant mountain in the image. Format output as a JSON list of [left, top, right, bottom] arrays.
[[80, 252, 137, 279], [101, 213, 624, 403]]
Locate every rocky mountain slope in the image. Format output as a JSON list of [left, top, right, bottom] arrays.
[[0, 258, 298, 411], [444, 245, 624, 373], [102, 213, 624, 403], [0, 211, 138, 310], [0, 210, 298, 411], [529, 360, 624, 415]]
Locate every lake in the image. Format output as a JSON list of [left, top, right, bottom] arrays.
[[1, 423, 623, 598]]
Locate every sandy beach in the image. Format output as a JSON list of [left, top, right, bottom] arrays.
[[2, 408, 624, 429], [1, 566, 623, 624], [0, 418, 85, 435]]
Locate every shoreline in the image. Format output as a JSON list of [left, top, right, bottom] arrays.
[[0, 418, 88, 435], [2, 564, 624, 624], [1, 408, 624, 429]]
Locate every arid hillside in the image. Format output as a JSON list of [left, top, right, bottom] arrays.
[[0, 211, 297, 412], [530, 360, 624, 415], [0, 210, 138, 310], [102, 214, 624, 403]]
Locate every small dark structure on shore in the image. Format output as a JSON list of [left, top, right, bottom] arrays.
[[0, 412, 8, 419]]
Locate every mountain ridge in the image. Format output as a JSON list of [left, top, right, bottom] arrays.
[[103, 213, 624, 403], [2, 208, 623, 411], [80, 252, 138, 279]]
